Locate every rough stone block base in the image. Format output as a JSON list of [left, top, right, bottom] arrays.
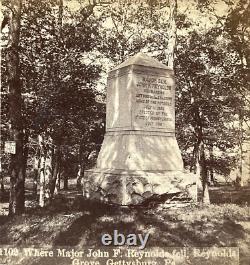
[[84, 169, 197, 205]]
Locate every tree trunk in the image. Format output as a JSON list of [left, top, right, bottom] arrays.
[[200, 142, 210, 204], [76, 165, 82, 191], [209, 144, 215, 184], [22, 130, 29, 198], [49, 145, 61, 199], [33, 157, 39, 197], [54, 170, 61, 195], [165, 0, 177, 68], [191, 106, 210, 204], [51, 0, 64, 197], [39, 156, 46, 208], [63, 168, 68, 190], [38, 134, 53, 207], [238, 109, 245, 186], [7, 0, 25, 216], [44, 140, 53, 201], [190, 140, 200, 173], [33, 170, 38, 196], [54, 156, 62, 195], [76, 141, 84, 190], [0, 174, 4, 193], [76, 147, 93, 191], [76, 164, 85, 191]]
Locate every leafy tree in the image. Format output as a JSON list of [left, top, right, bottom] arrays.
[[1, 0, 106, 208], [175, 27, 241, 202], [20, 0, 105, 205], [223, 0, 250, 185]]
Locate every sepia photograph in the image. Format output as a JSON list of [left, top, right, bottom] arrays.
[[0, 0, 249, 264]]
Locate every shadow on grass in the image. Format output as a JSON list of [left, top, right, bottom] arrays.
[[53, 197, 131, 246], [138, 208, 246, 247], [0, 191, 248, 252], [52, 195, 247, 249], [210, 186, 250, 205]]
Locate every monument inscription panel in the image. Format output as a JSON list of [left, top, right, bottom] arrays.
[[133, 73, 175, 132], [106, 72, 133, 130]]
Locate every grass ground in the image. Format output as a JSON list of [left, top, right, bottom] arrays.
[[0, 179, 250, 265]]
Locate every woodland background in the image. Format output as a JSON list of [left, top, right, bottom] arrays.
[[0, 0, 249, 215]]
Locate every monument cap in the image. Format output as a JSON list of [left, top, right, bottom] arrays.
[[112, 52, 173, 71]]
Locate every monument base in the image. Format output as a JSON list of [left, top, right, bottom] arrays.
[[84, 169, 197, 205]]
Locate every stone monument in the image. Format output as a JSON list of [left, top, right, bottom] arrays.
[[84, 53, 197, 205]]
